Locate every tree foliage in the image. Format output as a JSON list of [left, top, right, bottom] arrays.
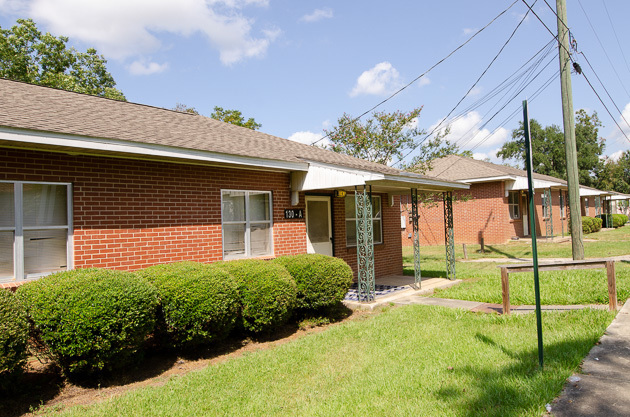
[[595, 151, 630, 194], [173, 103, 200, 115], [0, 18, 125, 100], [497, 110, 604, 186], [325, 108, 466, 167], [210, 106, 261, 130]]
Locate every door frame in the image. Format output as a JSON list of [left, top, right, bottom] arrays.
[[305, 195, 333, 256]]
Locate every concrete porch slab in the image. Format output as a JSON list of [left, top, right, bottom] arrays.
[[343, 276, 461, 310]]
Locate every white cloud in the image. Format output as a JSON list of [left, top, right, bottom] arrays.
[[417, 76, 430, 87], [12, 0, 277, 66], [431, 111, 510, 149], [288, 131, 328, 146], [609, 102, 630, 144], [350, 62, 402, 97], [128, 60, 169, 75], [300, 8, 333, 23], [462, 27, 477, 36], [609, 150, 625, 162]]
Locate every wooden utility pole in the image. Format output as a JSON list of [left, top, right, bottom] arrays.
[[556, 0, 584, 259]]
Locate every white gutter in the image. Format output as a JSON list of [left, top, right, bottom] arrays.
[[0, 127, 309, 172]]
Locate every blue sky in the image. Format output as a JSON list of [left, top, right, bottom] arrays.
[[1, 0, 629, 167]]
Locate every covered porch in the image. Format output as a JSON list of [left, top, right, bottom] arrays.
[[291, 161, 469, 303]]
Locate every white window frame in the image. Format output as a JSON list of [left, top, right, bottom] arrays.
[[0, 180, 73, 283], [221, 189, 273, 260], [345, 194, 383, 247], [508, 191, 520, 220]]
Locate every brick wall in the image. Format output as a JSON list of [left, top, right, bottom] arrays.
[[1, 148, 403, 283], [401, 182, 569, 246], [0, 148, 307, 273]]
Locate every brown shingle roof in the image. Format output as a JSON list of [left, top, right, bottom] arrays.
[[0, 78, 416, 176], [425, 155, 568, 184]]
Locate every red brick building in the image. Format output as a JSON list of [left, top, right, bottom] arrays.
[[0, 79, 467, 288], [401, 155, 574, 246]]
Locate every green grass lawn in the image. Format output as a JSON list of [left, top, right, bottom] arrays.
[[41, 306, 614, 417], [403, 226, 630, 305]]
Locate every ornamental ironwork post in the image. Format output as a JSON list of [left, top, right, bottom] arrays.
[[595, 196, 602, 217], [544, 188, 553, 238], [355, 185, 375, 302], [443, 191, 456, 280], [411, 188, 421, 288], [558, 190, 566, 237]]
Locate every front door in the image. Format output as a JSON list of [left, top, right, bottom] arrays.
[[305, 196, 333, 256]]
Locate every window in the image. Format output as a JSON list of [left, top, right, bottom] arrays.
[[221, 190, 272, 259], [345, 194, 382, 246], [508, 191, 520, 220], [0, 181, 72, 283], [560, 192, 565, 218], [584, 197, 589, 214]]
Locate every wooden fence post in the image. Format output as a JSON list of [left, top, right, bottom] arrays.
[[606, 260, 618, 311], [462, 243, 468, 260], [501, 266, 510, 315]]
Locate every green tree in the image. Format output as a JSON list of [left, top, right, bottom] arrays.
[[173, 103, 200, 115], [0, 19, 125, 100], [210, 106, 261, 130], [595, 151, 630, 194], [497, 110, 604, 186], [325, 108, 465, 167]]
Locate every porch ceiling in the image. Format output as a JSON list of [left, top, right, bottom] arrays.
[[291, 163, 469, 196]]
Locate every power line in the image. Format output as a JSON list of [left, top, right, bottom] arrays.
[[308, 0, 520, 146], [602, 0, 630, 77], [390, 3, 537, 166], [575, 0, 630, 99], [522, 0, 630, 144]]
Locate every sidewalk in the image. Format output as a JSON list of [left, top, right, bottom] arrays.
[[550, 299, 630, 416]]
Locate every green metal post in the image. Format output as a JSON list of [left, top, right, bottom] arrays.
[[355, 185, 375, 302], [411, 188, 422, 288], [443, 191, 456, 280], [523, 100, 544, 369], [558, 190, 566, 237]]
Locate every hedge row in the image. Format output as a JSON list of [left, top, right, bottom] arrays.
[[2, 254, 352, 379]]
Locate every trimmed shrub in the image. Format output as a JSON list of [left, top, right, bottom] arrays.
[[612, 213, 628, 228], [273, 254, 353, 311], [214, 260, 297, 334], [591, 216, 603, 232], [136, 262, 239, 347], [0, 289, 29, 387], [17, 269, 159, 377], [581, 216, 593, 234]]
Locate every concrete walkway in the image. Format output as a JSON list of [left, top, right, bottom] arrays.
[[550, 300, 630, 417]]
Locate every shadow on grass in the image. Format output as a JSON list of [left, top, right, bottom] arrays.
[[484, 245, 530, 259], [435, 333, 599, 417]]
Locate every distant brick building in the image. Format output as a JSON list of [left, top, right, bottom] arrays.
[[400, 155, 592, 246]]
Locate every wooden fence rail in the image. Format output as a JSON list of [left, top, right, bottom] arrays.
[[498, 258, 617, 315]]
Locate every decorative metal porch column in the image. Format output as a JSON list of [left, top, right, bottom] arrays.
[[411, 188, 421, 288], [355, 185, 375, 302], [544, 188, 553, 238], [605, 196, 613, 227], [443, 191, 456, 280], [595, 196, 602, 217], [558, 190, 566, 237]]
